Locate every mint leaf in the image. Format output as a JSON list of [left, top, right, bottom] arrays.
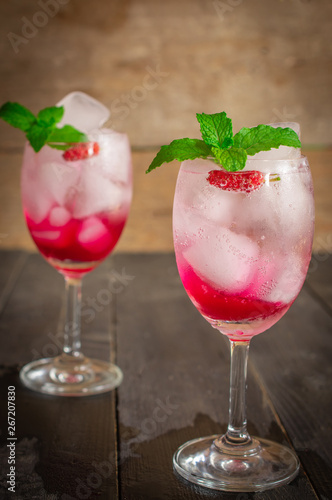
[[38, 106, 64, 127], [211, 147, 247, 172], [0, 102, 36, 132], [146, 139, 212, 173], [233, 125, 301, 156], [196, 112, 232, 148], [47, 125, 88, 147], [221, 137, 234, 149], [26, 123, 54, 152]]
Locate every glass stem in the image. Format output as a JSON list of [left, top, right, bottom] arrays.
[[225, 340, 251, 445], [62, 277, 82, 359]]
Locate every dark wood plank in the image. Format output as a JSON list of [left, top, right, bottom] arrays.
[[0, 249, 27, 314], [250, 286, 332, 500], [115, 253, 318, 500], [0, 252, 64, 366], [0, 251, 119, 499], [0, 367, 118, 499], [306, 253, 332, 311]]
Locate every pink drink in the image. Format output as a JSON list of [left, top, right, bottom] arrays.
[[173, 158, 314, 341], [21, 129, 132, 278], [25, 210, 127, 275]]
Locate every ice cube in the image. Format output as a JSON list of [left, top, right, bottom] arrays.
[[265, 254, 304, 304], [32, 227, 75, 249], [247, 122, 301, 163], [57, 92, 110, 133], [73, 166, 124, 219], [273, 164, 314, 241], [22, 184, 54, 224], [77, 216, 112, 253], [21, 146, 54, 223], [183, 227, 259, 293], [22, 144, 81, 222], [89, 128, 132, 184], [40, 163, 80, 208], [32, 230, 61, 242], [49, 206, 71, 227], [30, 144, 80, 204], [175, 159, 237, 229]]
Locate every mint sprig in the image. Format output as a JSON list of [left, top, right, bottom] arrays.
[[146, 112, 301, 173], [0, 102, 88, 152]]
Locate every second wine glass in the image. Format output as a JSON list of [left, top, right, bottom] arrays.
[[172, 156, 314, 491], [20, 127, 132, 396]]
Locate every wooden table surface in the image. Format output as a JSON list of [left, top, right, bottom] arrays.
[[0, 251, 331, 500]]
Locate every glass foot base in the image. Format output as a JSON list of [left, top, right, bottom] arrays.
[[173, 435, 299, 492], [20, 355, 123, 396]]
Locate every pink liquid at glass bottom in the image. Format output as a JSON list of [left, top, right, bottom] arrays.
[[25, 210, 127, 278], [178, 260, 292, 341]]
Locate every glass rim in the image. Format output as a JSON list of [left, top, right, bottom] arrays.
[[200, 154, 307, 163], [180, 155, 309, 173], [244, 154, 307, 163]]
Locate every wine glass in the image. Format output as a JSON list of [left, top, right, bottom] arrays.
[[172, 156, 314, 491], [19, 128, 132, 396]]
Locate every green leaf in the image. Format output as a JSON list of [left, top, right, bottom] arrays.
[[211, 147, 247, 172], [26, 124, 53, 152], [47, 125, 88, 145], [221, 137, 233, 149], [196, 112, 232, 148], [0, 102, 36, 132], [146, 138, 212, 173], [233, 124, 301, 156], [38, 106, 64, 127]]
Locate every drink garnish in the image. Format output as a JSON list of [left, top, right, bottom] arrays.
[[146, 111, 301, 174], [62, 142, 100, 161], [207, 170, 265, 193], [0, 101, 89, 153]]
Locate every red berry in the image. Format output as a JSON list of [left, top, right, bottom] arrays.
[[63, 142, 100, 161], [207, 170, 265, 193]]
